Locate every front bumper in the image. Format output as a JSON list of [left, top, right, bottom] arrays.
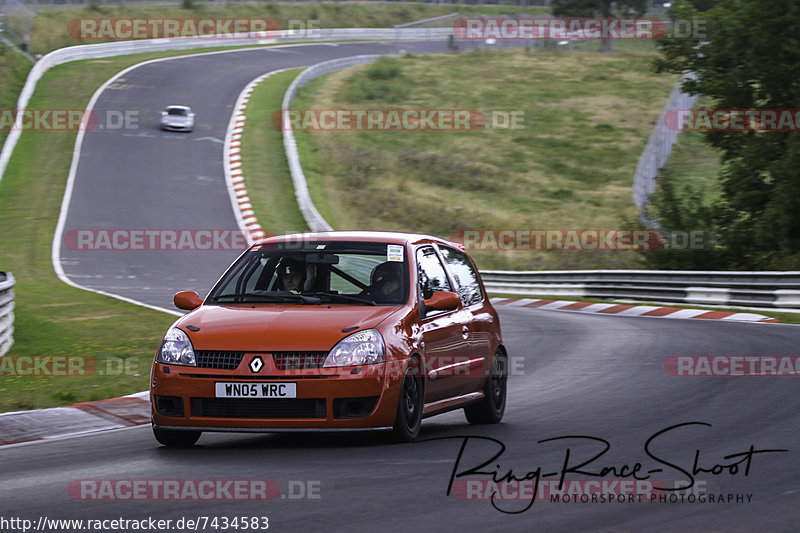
[[160, 122, 193, 131], [150, 360, 403, 430]]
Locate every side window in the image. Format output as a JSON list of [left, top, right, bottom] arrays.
[[416, 246, 452, 300], [439, 246, 483, 306]]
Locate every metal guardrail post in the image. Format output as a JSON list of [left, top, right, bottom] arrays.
[[0, 271, 16, 356], [632, 73, 698, 225]]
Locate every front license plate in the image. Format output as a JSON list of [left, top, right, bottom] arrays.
[[215, 382, 297, 398]]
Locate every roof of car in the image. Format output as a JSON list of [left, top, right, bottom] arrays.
[[165, 105, 191, 110], [254, 230, 460, 248]]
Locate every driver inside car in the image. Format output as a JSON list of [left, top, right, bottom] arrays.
[[367, 262, 404, 303], [277, 258, 306, 293]]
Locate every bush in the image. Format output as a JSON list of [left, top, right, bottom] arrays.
[[366, 57, 401, 81]]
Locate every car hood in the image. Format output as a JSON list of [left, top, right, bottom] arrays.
[[174, 304, 406, 352], [163, 116, 191, 124]]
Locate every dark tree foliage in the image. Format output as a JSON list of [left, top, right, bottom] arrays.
[[641, 171, 725, 269], [551, 0, 648, 52], [651, 0, 800, 269], [686, 0, 717, 11]]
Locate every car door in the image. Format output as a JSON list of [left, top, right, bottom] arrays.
[[415, 245, 472, 403], [438, 244, 493, 394]]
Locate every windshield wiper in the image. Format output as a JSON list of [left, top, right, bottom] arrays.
[[209, 292, 321, 304], [305, 292, 377, 306]]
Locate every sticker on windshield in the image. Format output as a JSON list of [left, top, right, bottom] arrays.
[[387, 245, 404, 262]]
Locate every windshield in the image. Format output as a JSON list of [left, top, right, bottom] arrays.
[[206, 241, 409, 305], [167, 107, 189, 116]]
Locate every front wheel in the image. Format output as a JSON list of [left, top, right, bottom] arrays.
[[392, 361, 423, 442], [464, 350, 507, 424], [153, 427, 201, 447]]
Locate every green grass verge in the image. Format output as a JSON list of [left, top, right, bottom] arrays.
[[239, 68, 308, 235], [0, 45, 33, 148], [0, 45, 299, 413], [487, 293, 800, 324], [290, 48, 678, 271]]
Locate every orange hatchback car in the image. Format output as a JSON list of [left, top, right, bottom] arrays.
[[150, 231, 507, 446]]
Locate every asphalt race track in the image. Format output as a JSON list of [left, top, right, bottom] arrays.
[[3, 310, 800, 531], [8, 39, 797, 532]]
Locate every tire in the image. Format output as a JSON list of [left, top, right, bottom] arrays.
[[392, 360, 424, 442], [153, 427, 201, 447], [464, 350, 507, 425]]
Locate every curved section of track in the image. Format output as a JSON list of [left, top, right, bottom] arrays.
[[56, 41, 456, 311]]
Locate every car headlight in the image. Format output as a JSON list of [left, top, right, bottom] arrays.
[[323, 329, 385, 367], [157, 327, 196, 366]]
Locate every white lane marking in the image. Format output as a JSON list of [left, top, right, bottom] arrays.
[[722, 313, 770, 322], [124, 391, 150, 400], [659, 309, 706, 319], [574, 303, 617, 313], [223, 67, 294, 244], [615, 305, 662, 316], [535, 301, 574, 310], [0, 422, 148, 450]]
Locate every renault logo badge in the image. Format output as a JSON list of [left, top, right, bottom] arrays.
[[249, 356, 264, 373]]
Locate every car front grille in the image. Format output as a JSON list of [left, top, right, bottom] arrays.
[[195, 351, 245, 370], [191, 398, 326, 419], [272, 352, 327, 371]]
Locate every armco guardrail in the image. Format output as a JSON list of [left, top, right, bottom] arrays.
[[633, 73, 698, 222], [480, 270, 800, 309], [0, 27, 452, 184], [0, 272, 15, 356], [281, 54, 381, 232]]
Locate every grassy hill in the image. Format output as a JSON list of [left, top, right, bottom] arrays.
[[290, 48, 679, 270]]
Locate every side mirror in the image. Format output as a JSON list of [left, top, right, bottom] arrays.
[[174, 291, 203, 311], [423, 291, 461, 312]]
